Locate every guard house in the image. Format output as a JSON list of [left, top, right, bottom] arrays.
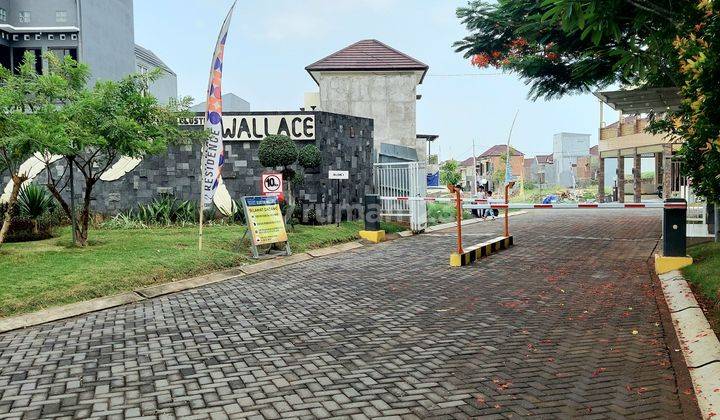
[[305, 39, 429, 162], [594, 88, 683, 202]]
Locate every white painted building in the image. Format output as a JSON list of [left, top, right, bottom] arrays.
[[552, 132, 591, 187]]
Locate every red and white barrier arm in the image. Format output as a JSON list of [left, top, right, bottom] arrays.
[[463, 202, 683, 209], [377, 196, 686, 209]]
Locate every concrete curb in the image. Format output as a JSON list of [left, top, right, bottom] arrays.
[[0, 240, 366, 335], [0, 292, 143, 334], [658, 270, 720, 419]]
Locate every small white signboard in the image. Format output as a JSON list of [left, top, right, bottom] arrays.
[[328, 170, 349, 180]]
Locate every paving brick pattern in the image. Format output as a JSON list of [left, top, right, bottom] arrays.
[[0, 210, 690, 419]]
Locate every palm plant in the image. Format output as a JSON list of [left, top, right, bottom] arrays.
[[17, 184, 56, 234]]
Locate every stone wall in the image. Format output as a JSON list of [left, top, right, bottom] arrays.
[[1, 111, 375, 224]]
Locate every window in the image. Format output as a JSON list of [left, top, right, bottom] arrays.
[[56, 10, 67, 23], [0, 8, 7, 22], [18, 11, 30, 23], [137, 64, 148, 75]]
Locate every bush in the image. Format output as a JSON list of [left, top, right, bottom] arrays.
[[440, 160, 463, 186], [427, 202, 471, 225], [1, 184, 63, 242], [258, 135, 298, 169], [3, 207, 65, 242], [298, 144, 322, 169], [136, 194, 198, 226], [18, 184, 56, 219], [101, 212, 148, 230], [290, 169, 305, 187]]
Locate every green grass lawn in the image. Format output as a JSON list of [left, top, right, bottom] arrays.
[[0, 221, 403, 318], [684, 242, 720, 329]]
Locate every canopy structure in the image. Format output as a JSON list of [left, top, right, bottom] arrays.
[[594, 87, 681, 114]]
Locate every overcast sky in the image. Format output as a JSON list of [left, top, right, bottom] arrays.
[[135, 0, 612, 161]]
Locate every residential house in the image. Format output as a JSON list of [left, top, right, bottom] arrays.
[[477, 145, 525, 192]]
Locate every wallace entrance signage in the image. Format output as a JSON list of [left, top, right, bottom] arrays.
[[179, 114, 315, 141]]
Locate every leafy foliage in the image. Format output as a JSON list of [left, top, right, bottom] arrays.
[[298, 144, 322, 169], [454, 0, 698, 99], [136, 195, 198, 226], [36, 59, 205, 246], [648, 2, 720, 201], [456, 0, 720, 201], [17, 184, 55, 220], [0, 52, 88, 246], [258, 135, 298, 169], [440, 160, 463, 187]]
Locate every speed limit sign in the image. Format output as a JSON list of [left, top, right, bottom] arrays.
[[261, 173, 283, 196]]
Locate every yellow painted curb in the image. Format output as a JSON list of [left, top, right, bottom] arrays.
[[654, 254, 693, 275], [450, 253, 462, 267], [449, 236, 513, 267], [359, 230, 385, 243]]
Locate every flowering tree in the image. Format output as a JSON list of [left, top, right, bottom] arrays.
[[648, 1, 720, 201], [454, 0, 697, 99], [455, 0, 720, 201]]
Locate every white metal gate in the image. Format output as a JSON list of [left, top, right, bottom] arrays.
[[373, 162, 428, 233]]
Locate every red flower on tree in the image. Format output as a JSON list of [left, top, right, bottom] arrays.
[[471, 53, 491, 67]]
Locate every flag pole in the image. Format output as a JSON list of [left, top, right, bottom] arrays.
[[198, 0, 237, 251], [504, 110, 519, 236], [199, 146, 205, 251]]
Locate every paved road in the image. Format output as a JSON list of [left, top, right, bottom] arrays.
[[0, 211, 692, 419]]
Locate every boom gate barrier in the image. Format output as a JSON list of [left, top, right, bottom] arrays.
[[378, 194, 691, 270]]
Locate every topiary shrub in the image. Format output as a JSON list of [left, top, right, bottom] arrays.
[[298, 144, 322, 169], [258, 135, 298, 169]]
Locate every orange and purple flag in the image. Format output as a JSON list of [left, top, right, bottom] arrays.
[[202, 1, 237, 208]]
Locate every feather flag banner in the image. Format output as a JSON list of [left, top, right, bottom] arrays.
[[202, 1, 237, 209]]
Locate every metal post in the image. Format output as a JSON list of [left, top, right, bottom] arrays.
[[663, 198, 687, 257], [616, 151, 625, 203], [450, 185, 464, 254], [364, 195, 380, 231], [504, 183, 510, 237], [198, 144, 205, 251], [598, 157, 605, 202], [336, 179, 340, 227], [69, 158, 77, 246], [715, 202, 719, 243], [472, 140, 477, 195]]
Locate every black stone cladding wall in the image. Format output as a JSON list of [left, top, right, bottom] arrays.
[[1, 111, 374, 223]]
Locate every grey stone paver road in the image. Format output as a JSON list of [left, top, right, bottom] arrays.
[[0, 210, 697, 419]]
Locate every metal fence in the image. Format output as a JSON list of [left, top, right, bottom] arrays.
[[373, 162, 428, 233]]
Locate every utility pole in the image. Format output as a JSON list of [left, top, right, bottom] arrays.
[[472, 139, 478, 195]]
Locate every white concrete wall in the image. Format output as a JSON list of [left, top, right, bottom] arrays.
[[553, 132, 591, 187], [314, 71, 423, 160]]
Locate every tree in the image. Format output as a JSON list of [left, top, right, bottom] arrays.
[[0, 52, 87, 246], [492, 154, 509, 189], [454, 0, 698, 99], [648, 2, 720, 202], [258, 135, 298, 176], [440, 160, 463, 187], [41, 59, 201, 246], [298, 144, 322, 169], [258, 136, 325, 206], [454, 0, 720, 201]]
